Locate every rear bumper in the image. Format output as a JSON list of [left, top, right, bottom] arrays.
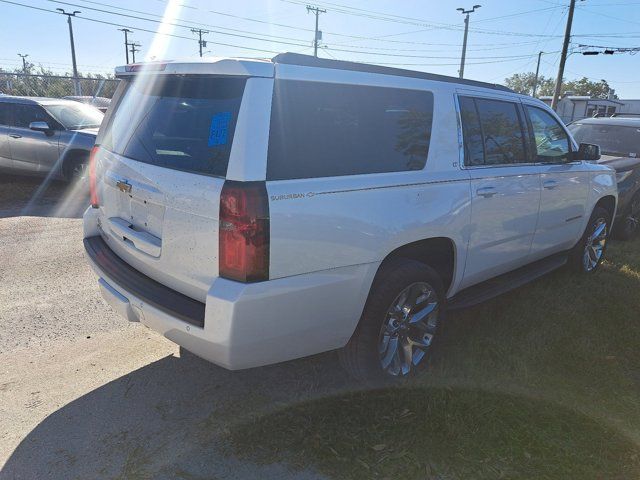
[[83, 231, 378, 370]]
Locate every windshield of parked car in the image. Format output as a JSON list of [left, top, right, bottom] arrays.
[[45, 102, 104, 130], [568, 122, 640, 157]]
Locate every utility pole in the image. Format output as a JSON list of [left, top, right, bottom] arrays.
[[306, 5, 326, 57], [456, 5, 481, 79], [57, 8, 81, 95], [118, 28, 133, 64], [551, 0, 580, 110], [129, 42, 141, 64], [17, 53, 29, 72], [191, 29, 209, 57], [532, 51, 544, 97]]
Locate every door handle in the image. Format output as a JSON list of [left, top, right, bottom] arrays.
[[8, 134, 22, 139], [476, 187, 497, 198], [543, 180, 558, 190]]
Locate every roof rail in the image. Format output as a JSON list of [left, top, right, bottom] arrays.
[[272, 53, 514, 93], [611, 112, 640, 118]]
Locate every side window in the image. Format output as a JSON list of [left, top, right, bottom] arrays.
[[459, 96, 527, 166], [267, 81, 434, 180], [475, 98, 526, 165], [13, 105, 56, 129], [525, 106, 570, 163], [0, 104, 11, 127], [459, 97, 484, 166]]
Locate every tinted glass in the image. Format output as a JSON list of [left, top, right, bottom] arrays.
[[568, 123, 640, 157], [475, 98, 526, 165], [0, 104, 10, 127], [100, 76, 246, 178], [45, 103, 103, 130], [459, 97, 484, 166], [267, 80, 434, 180], [526, 106, 570, 162], [14, 105, 53, 129]]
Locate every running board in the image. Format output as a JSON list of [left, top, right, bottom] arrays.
[[447, 254, 568, 311]]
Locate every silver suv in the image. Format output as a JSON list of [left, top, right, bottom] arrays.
[[0, 96, 103, 180]]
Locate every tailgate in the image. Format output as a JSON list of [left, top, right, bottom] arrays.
[[93, 74, 247, 302]]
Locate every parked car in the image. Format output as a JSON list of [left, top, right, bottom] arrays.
[[0, 96, 103, 180], [568, 117, 640, 239], [83, 54, 615, 381], [63, 95, 111, 113]]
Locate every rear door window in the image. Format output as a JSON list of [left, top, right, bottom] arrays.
[[267, 80, 434, 180], [0, 104, 11, 127], [99, 76, 246, 177], [459, 97, 527, 166]]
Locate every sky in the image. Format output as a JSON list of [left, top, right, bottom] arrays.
[[1, 0, 639, 97]]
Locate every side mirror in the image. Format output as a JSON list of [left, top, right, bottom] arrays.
[[576, 143, 601, 161], [29, 121, 52, 134]]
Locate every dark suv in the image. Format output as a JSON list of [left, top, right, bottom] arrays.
[[569, 117, 640, 239], [0, 96, 103, 180]]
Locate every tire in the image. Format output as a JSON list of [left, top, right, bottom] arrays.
[[63, 154, 89, 182], [338, 258, 445, 382], [615, 192, 640, 241], [568, 205, 612, 274]]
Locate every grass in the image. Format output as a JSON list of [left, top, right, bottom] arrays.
[[228, 237, 640, 479]]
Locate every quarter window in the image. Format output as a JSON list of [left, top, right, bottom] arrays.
[[526, 106, 570, 163], [267, 80, 434, 180], [459, 97, 527, 166]]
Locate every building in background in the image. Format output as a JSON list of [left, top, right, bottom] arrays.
[[541, 92, 640, 123]]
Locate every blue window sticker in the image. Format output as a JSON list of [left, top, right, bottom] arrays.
[[208, 112, 232, 147]]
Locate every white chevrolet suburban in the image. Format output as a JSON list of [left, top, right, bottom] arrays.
[[83, 53, 617, 380]]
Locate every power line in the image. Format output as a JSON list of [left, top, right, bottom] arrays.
[[46, 0, 313, 47], [50, 0, 314, 45], [0, 0, 298, 55], [60, 0, 611, 48], [11, 0, 561, 62], [282, 0, 640, 39]]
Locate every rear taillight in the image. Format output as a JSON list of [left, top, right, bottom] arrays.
[[89, 145, 100, 208], [219, 181, 270, 283]]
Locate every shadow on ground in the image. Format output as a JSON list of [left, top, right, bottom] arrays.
[[0, 173, 88, 219], [0, 350, 351, 480]]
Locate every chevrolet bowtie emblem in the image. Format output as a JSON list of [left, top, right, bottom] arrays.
[[116, 180, 132, 193]]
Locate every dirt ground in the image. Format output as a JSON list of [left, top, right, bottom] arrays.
[[0, 174, 340, 479]]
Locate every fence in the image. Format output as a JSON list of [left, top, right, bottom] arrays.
[[0, 73, 120, 99]]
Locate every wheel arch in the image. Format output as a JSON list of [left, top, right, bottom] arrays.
[[595, 195, 617, 219], [61, 148, 90, 179], [376, 237, 457, 296]]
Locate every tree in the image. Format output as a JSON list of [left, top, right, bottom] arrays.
[[562, 77, 615, 99], [504, 73, 615, 99], [504, 72, 555, 96]]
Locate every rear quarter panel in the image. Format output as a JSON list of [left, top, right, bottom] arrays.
[[266, 68, 471, 297]]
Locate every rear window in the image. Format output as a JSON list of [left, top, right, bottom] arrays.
[[99, 76, 246, 177], [267, 80, 434, 180]]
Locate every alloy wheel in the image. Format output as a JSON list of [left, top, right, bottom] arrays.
[[583, 217, 607, 272], [378, 282, 439, 376]]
